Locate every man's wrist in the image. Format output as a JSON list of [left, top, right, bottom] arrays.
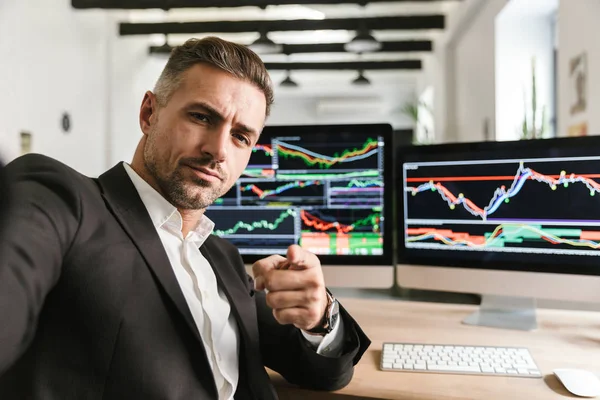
[[306, 290, 339, 335]]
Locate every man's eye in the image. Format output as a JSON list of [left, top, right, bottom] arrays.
[[190, 112, 209, 122], [233, 133, 250, 146]]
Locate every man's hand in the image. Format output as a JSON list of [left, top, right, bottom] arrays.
[[253, 244, 328, 331]]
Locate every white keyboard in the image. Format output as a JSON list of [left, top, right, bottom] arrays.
[[381, 343, 542, 378]]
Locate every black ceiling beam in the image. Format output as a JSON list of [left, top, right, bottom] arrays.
[[149, 40, 433, 55], [120, 15, 444, 35], [263, 60, 421, 70], [74, 0, 460, 9]]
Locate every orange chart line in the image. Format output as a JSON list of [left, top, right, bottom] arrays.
[[407, 174, 600, 182], [300, 210, 353, 234]]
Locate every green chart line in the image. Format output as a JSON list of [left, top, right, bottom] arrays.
[[214, 209, 295, 236], [278, 138, 378, 169], [277, 170, 379, 180]]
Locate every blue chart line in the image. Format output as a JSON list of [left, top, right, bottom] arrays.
[[409, 162, 600, 220]]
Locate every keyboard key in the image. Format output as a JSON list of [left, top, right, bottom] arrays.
[[428, 365, 481, 373]]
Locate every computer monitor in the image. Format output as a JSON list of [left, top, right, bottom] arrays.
[[396, 136, 600, 330], [205, 123, 395, 288]]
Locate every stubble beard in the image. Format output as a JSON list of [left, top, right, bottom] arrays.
[[143, 128, 228, 210]]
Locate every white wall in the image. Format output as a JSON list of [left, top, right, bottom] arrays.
[[446, 0, 508, 143], [495, 0, 556, 141], [268, 70, 415, 128], [0, 0, 111, 176], [558, 0, 600, 137], [108, 34, 167, 166]]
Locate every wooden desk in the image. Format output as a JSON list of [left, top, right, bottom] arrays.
[[270, 298, 600, 399]]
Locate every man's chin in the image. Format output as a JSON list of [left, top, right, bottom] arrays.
[[180, 189, 220, 210]]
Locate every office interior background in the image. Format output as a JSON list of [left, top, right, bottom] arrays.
[[0, 0, 599, 311]]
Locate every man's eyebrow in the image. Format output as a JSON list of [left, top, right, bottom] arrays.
[[187, 101, 260, 139], [186, 101, 224, 122], [235, 123, 260, 140]]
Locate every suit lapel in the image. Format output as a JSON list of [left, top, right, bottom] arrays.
[[201, 237, 277, 400], [200, 237, 259, 350], [97, 163, 203, 345]]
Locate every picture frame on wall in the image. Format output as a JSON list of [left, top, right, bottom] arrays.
[[20, 131, 32, 155], [569, 52, 587, 116]]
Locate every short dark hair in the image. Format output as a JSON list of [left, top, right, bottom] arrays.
[[154, 36, 274, 116]]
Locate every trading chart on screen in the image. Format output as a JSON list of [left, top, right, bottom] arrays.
[[402, 156, 600, 256], [205, 132, 385, 256]]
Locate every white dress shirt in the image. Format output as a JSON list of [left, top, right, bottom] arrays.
[[123, 163, 344, 399]]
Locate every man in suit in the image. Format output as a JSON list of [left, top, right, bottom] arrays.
[[0, 36, 370, 399]]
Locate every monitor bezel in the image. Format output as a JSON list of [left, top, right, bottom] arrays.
[[396, 135, 600, 277], [234, 122, 395, 266]]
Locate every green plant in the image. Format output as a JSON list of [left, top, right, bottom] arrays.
[[520, 57, 547, 140], [401, 99, 432, 145]]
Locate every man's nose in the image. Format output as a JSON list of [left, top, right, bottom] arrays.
[[201, 127, 229, 163]]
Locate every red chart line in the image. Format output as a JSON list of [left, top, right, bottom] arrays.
[[407, 174, 600, 182]]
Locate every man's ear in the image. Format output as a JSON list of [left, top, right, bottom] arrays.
[[139, 91, 158, 136]]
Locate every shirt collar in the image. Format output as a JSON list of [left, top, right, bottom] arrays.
[[122, 162, 215, 245]]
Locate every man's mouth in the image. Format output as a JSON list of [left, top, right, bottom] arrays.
[[185, 164, 223, 182]]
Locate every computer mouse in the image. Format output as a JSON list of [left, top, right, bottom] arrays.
[[554, 368, 600, 398]]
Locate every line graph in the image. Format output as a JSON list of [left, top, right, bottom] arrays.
[[300, 208, 383, 255], [241, 180, 322, 199], [406, 224, 600, 255], [407, 161, 600, 220], [242, 168, 275, 179], [247, 141, 274, 170], [301, 209, 380, 234], [253, 144, 273, 156], [330, 179, 383, 191], [206, 208, 296, 237], [330, 179, 383, 207], [277, 138, 379, 170], [277, 169, 379, 180]]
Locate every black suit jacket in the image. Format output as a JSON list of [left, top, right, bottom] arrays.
[[0, 154, 370, 400]]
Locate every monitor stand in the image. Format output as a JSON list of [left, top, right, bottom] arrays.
[[462, 294, 537, 331]]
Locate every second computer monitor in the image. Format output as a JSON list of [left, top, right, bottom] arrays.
[[396, 136, 600, 329], [205, 123, 394, 281]]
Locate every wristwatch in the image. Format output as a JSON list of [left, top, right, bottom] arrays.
[[306, 290, 339, 335]]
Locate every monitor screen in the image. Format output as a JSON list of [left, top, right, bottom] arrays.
[[205, 123, 394, 265], [397, 136, 600, 276]]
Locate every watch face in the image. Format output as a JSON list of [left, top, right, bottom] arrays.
[[329, 299, 339, 330]]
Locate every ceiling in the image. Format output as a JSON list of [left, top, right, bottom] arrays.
[[73, 1, 463, 63], [72, 0, 465, 113]]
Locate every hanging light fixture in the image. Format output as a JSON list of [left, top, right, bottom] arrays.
[[153, 34, 171, 55], [352, 70, 371, 85], [344, 20, 381, 53], [280, 70, 299, 87], [248, 30, 282, 55]]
